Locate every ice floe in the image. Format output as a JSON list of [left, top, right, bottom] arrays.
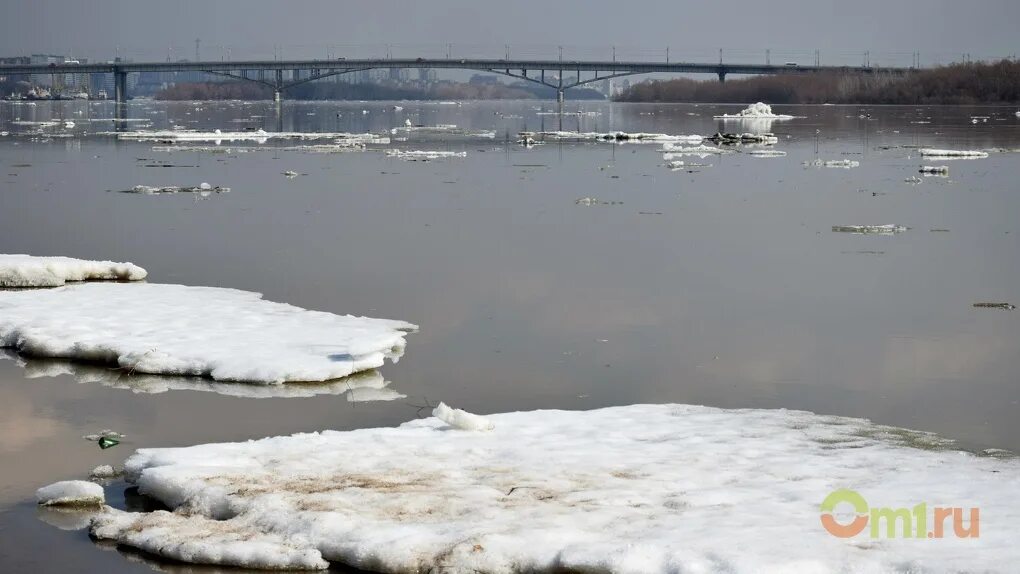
[[385, 150, 467, 161], [123, 183, 230, 195], [36, 481, 104, 507], [0, 254, 147, 288], [920, 148, 989, 159], [920, 165, 949, 175], [82, 403, 1020, 572], [832, 225, 908, 235], [1, 349, 405, 400], [520, 131, 702, 144], [391, 123, 496, 138], [706, 132, 778, 145], [0, 283, 415, 384], [713, 102, 794, 120]]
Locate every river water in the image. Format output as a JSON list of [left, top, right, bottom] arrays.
[[0, 99, 1018, 572]]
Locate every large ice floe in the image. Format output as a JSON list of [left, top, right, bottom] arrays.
[[0, 254, 147, 288], [713, 102, 795, 120], [84, 403, 1019, 572], [123, 183, 230, 195], [385, 150, 467, 161], [832, 225, 908, 235], [519, 131, 702, 144], [0, 283, 415, 384]]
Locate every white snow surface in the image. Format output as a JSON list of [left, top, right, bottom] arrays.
[[0, 283, 415, 384], [36, 480, 104, 507], [714, 102, 795, 119], [0, 254, 147, 287], [91, 404, 1020, 572]]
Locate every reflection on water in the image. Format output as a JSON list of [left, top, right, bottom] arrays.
[[0, 350, 403, 401], [1, 99, 1019, 572]]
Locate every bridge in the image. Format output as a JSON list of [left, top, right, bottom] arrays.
[[0, 57, 914, 103]]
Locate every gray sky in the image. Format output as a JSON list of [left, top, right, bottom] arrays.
[[2, 0, 1015, 67]]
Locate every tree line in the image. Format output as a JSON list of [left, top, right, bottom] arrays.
[[615, 60, 1020, 105]]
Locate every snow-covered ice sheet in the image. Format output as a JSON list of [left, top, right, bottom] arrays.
[[89, 404, 1019, 572], [37, 481, 104, 507], [0, 254, 147, 288], [714, 102, 795, 119], [0, 283, 415, 384], [0, 349, 404, 400]]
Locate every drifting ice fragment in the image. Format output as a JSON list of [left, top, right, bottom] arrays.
[[832, 225, 908, 235], [0, 254, 147, 288], [0, 283, 416, 384], [87, 404, 1020, 572], [125, 184, 230, 195], [36, 481, 104, 507], [920, 148, 989, 158], [973, 302, 1016, 310], [804, 159, 860, 169], [432, 402, 495, 431], [519, 131, 702, 144], [385, 150, 467, 161], [920, 165, 949, 174]]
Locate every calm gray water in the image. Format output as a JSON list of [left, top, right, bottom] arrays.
[[1, 99, 1018, 572]]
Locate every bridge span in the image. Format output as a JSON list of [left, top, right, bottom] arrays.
[[0, 57, 915, 103]]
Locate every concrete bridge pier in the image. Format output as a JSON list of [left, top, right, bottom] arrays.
[[717, 70, 727, 83], [114, 70, 128, 104]]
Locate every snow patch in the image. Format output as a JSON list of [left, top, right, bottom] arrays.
[[0, 283, 415, 384], [0, 254, 147, 288]]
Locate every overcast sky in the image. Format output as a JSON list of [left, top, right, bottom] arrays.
[[2, 0, 1016, 67]]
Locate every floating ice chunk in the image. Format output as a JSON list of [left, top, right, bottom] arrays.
[[114, 130, 389, 145], [91, 404, 1020, 573], [714, 102, 795, 119], [920, 165, 949, 175], [804, 159, 860, 169], [432, 402, 494, 431], [63, 120, 75, 128], [125, 184, 230, 195], [520, 131, 701, 144], [832, 225, 908, 235], [920, 148, 989, 158], [0, 283, 416, 384], [0, 254, 147, 288], [747, 149, 787, 157], [385, 150, 467, 161], [905, 176, 923, 184], [36, 480, 104, 507], [706, 132, 778, 145], [89, 465, 121, 480], [661, 144, 731, 159], [92, 509, 329, 570]]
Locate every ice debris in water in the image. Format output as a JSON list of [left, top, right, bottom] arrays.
[[706, 132, 778, 145], [973, 302, 1016, 310], [114, 129, 389, 145], [385, 150, 467, 161], [832, 225, 908, 235], [804, 159, 860, 169], [575, 197, 623, 206], [519, 131, 702, 144], [920, 165, 949, 175], [920, 148, 989, 159], [0, 283, 416, 384], [432, 402, 495, 431], [89, 465, 121, 480], [0, 254, 147, 288], [747, 149, 787, 157], [87, 404, 1020, 572], [125, 183, 229, 195], [713, 102, 795, 119], [661, 144, 732, 158], [36, 480, 104, 507]]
